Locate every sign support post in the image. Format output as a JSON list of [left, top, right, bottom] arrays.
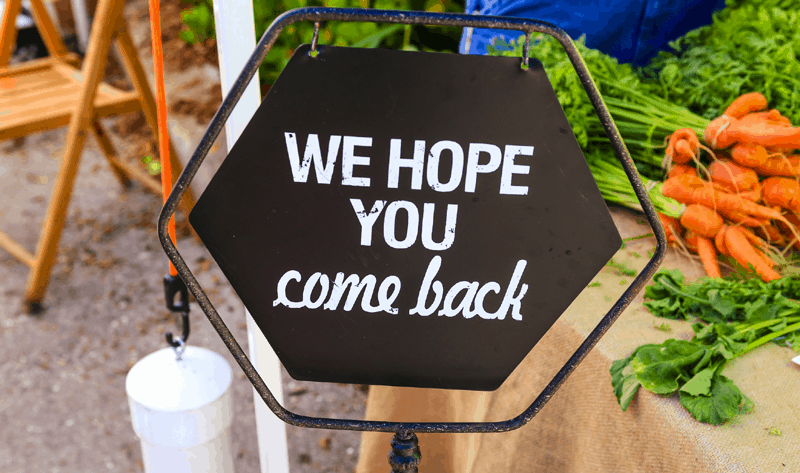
[[209, 1, 289, 472]]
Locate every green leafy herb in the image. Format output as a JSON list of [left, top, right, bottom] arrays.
[[606, 258, 638, 277], [643, 269, 800, 324], [612, 269, 800, 424], [610, 351, 642, 411], [679, 375, 752, 425], [653, 322, 672, 332], [644, 3, 800, 125]]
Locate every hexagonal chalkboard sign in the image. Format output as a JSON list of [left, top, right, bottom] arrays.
[[189, 44, 621, 391]]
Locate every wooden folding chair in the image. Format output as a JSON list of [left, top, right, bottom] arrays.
[[0, 0, 196, 310]]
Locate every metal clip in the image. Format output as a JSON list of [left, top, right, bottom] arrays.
[[310, 21, 321, 57], [522, 31, 531, 70], [164, 274, 190, 353]]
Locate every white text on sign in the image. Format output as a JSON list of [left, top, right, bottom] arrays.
[[273, 132, 534, 321], [283, 133, 533, 194], [273, 256, 529, 320]]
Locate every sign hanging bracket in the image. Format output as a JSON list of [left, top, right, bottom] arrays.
[[310, 21, 321, 56], [522, 31, 531, 69], [159, 6, 666, 470]]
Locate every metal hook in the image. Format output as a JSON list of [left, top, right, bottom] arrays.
[[309, 21, 321, 56], [522, 31, 531, 69], [166, 311, 189, 360], [164, 274, 190, 350]]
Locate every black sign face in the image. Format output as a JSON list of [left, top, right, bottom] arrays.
[[189, 45, 621, 391]]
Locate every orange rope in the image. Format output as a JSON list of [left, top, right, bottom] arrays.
[[147, 0, 177, 276]]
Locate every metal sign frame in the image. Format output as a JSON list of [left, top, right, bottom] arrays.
[[158, 5, 665, 468]]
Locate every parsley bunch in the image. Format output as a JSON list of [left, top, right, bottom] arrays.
[[613, 270, 800, 425], [644, 269, 800, 324], [644, 3, 800, 125]]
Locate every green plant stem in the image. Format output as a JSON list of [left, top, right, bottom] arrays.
[[736, 316, 800, 334], [741, 321, 800, 355], [588, 158, 685, 217], [623, 233, 655, 243]]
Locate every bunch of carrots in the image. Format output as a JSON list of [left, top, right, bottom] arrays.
[[659, 92, 800, 282]]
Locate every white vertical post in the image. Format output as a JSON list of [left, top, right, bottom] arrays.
[[67, 0, 90, 51], [210, 2, 290, 473]]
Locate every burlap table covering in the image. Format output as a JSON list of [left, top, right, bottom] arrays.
[[356, 210, 800, 473]]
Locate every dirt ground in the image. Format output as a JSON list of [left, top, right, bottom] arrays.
[[0, 1, 367, 472]]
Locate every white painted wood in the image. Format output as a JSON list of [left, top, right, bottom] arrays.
[[67, 0, 89, 51], [126, 346, 235, 473], [210, 1, 290, 472]]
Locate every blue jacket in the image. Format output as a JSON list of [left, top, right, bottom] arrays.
[[460, 0, 727, 65]]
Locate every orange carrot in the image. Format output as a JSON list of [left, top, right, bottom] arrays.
[[737, 227, 775, 268], [724, 227, 781, 282], [715, 225, 730, 256], [770, 146, 796, 155], [712, 181, 763, 203], [738, 109, 792, 127], [756, 223, 788, 246], [738, 226, 766, 249], [662, 174, 783, 222], [754, 154, 800, 177], [712, 181, 762, 202], [723, 92, 768, 119], [684, 230, 700, 253], [696, 235, 721, 278], [664, 174, 800, 245], [658, 213, 682, 245], [730, 143, 768, 167], [666, 128, 700, 164], [761, 177, 800, 213], [708, 160, 759, 192], [704, 115, 738, 149], [680, 204, 724, 238], [674, 140, 696, 163], [738, 181, 762, 202], [668, 163, 697, 179], [755, 247, 776, 269], [780, 212, 800, 250], [717, 207, 770, 227], [706, 112, 800, 150], [728, 121, 800, 149]]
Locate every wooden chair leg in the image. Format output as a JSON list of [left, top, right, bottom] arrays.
[[27, 0, 69, 57], [24, 125, 89, 307], [91, 120, 132, 188], [23, 0, 125, 307], [0, 0, 22, 66], [113, 24, 198, 215]]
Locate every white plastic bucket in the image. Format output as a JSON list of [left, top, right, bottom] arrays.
[[126, 346, 234, 473]]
